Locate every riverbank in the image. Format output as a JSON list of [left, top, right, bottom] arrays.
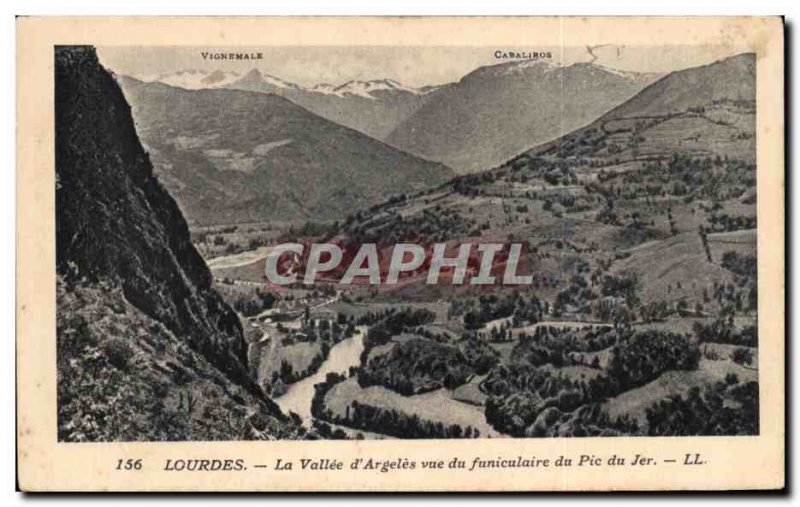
[[274, 327, 366, 423]]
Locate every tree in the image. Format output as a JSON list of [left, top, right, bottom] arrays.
[[731, 347, 754, 366]]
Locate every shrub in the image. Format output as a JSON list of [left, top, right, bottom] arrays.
[[646, 380, 758, 436], [102, 337, 134, 370], [358, 338, 473, 395], [731, 347, 754, 366], [607, 331, 700, 391]]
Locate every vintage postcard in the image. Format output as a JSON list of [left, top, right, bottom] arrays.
[[17, 17, 784, 492]]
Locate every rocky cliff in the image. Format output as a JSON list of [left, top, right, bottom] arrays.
[[55, 46, 296, 441]]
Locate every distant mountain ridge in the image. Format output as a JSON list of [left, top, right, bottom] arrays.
[[222, 69, 434, 140], [599, 52, 755, 120], [130, 60, 658, 166], [118, 76, 454, 225], [137, 68, 243, 90], [528, 52, 756, 163], [386, 59, 661, 173], [136, 68, 434, 98]]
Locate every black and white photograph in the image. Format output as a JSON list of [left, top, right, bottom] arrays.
[[56, 43, 760, 442]]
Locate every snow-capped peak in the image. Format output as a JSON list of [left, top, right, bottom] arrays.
[[139, 69, 241, 90], [332, 79, 423, 99], [136, 68, 427, 99], [501, 59, 559, 76], [310, 83, 339, 95], [201, 69, 241, 86], [240, 69, 302, 90]]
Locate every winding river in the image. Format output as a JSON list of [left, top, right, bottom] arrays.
[[274, 327, 366, 424]]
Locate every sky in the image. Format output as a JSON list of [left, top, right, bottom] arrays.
[[98, 45, 748, 88]]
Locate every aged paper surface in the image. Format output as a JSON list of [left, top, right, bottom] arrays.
[[17, 17, 784, 492]]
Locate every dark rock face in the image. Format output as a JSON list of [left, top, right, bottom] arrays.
[[55, 46, 253, 393]]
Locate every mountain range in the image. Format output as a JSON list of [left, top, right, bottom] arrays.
[[138, 68, 434, 97], [121, 52, 754, 234], [132, 60, 660, 174], [386, 60, 660, 173], [118, 76, 453, 225], [529, 53, 756, 162], [136, 69, 435, 142]]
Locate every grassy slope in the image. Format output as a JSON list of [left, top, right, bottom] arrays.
[[58, 279, 304, 441], [602, 359, 757, 425], [119, 77, 454, 225], [324, 377, 501, 437]]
